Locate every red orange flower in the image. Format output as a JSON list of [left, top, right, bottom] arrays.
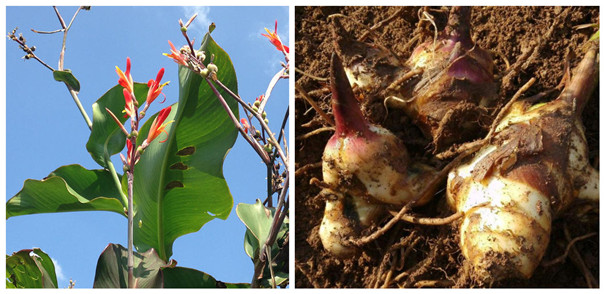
[[241, 118, 250, 133], [123, 89, 135, 119], [147, 106, 174, 143], [164, 41, 188, 66], [146, 68, 169, 105], [126, 139, 134, 158], [116, 57, 134, 94], [262, 20, 289, 54]]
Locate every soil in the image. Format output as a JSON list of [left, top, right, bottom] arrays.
[[294, 6, 599, 288]]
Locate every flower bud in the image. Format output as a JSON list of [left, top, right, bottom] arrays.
[[180, 26, 187, 33], [262, 111, 267, 119], [131, 130, 139, 138], [264, 143, 273, 153], [196, 50, 206, 61], [207, 63, 218, 73], [199, 68, 209, 78], [253, 100, 261, 107]]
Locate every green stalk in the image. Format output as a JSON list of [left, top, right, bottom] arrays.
[[66, 85, 93, 130], [106, 159, 128, 209]]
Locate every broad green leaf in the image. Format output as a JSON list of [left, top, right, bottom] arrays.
[[86, 83, 149, 168], [132, 32, 239, 261], [6, 164, 125, 219], [6, 248, 58, 288], [53, 69, 80, 92], [93, 243, 249, 288], [93, 243, 167, 288], [161, 267, 217, 288]]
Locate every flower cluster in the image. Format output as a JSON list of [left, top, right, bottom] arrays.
[[109, 57, 174, 169]]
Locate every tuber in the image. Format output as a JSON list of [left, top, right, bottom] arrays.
[[333, 7, 497, 151], [446, 42, 599, 284], [318, 53, 439, 257]]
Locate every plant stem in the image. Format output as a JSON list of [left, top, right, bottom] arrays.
[[127, 169, 134, 288], [106, 159, 128, 209], [251, 174, 289, 287], [66, 85, 93, 130], [214, 80, 288, 171], [205, 79, 271, 164]]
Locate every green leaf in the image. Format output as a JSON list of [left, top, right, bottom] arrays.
[[237, 200, 289, 288], [162, 267, 249, 288], [86, 83, 149, 168], [93, 243, 250, 288], [6, 248, 58, 288], [161, 267, 217, 288], [53, 69, 80, 92], [237, 200, 274, 257], [93, 243, 167, 288], [6, 164, 126, 219], [132, 32, 239, 261]]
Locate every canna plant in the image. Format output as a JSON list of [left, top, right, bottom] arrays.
[[6, 7, 289, 289]]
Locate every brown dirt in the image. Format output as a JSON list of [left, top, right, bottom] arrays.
[[294, 6, 599, 288]]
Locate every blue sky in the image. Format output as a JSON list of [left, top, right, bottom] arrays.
[[5, 6, 289, 287]]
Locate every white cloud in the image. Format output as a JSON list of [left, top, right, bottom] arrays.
[[51, 258, 66, 283], [181, 7, 211, 38]]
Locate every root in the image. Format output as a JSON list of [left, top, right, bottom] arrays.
[[295, 83, 335, 126], [402, 34, 421, 54], [542, 232, 597, 267], [344, 203, 413, 247], [381, 233, 422, 288], [563, 223, 598, 288], [387, 210, 464, 226], [391, 242, 439, 287], [295, 66, 329, 82], [295, 126, 335, 141], [501, 7, 570, 90], [295, 162, 322, 177], [385, 68, 423, 92], [414, 279, 455, 288], [357, 7, 406, 42], [308, 87, 331, 97], [309, 177, 332, 190], [371, 224, 407, 288]]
